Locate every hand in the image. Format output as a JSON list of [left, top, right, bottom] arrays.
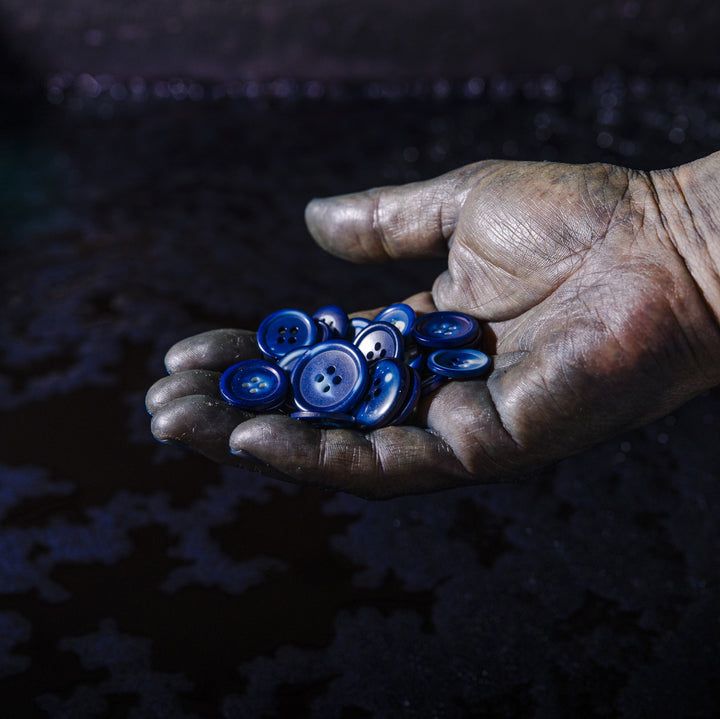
[[146, 158, 720, 497]]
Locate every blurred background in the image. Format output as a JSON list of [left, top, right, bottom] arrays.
[[2, 1, 720, 717]]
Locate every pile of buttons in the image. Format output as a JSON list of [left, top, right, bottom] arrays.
[[219, 304, 490, 429]]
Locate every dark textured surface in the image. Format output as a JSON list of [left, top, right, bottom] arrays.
[[2, 70, 720, 717], [3, 0, 720, 79]]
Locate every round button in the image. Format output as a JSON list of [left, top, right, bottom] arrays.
[[353, 322, 404, 363], [219, 359, 289, 411], [420, 373, 448, 396], [353, 358, 410, 429], [277, 347, 310, 374], [314, 320, 332, 343], [349, 317, 371, 339], [374, 303, 416, 336], [313, 305, 350, 338], [291, 411, 356, 428], [404, 342, 424, 371], [427, 348, 491, 378], [390, 368, 421, 426], [412, 311, 480, 349], [291, 340, 369, 413], [257, 309, 318, 359]]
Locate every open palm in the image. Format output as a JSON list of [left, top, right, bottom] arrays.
[[146, 160, 720, 497]]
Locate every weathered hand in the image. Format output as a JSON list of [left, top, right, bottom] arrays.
[[146, 158, 720, 497]]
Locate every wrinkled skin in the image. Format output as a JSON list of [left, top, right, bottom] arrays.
[[146, 159, 720, 498]]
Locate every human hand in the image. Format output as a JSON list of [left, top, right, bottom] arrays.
[[146, 158, 720, 497]]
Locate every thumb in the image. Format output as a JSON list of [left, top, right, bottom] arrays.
[[305, 162, 489, 264]]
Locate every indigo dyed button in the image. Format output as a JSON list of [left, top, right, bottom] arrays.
[[353, 322, 403, 363], [277, 347, 309, 374], [219, 359, 289, 411], [291, 411, 356, 428], [420, 373, 448, 396], [390, 368, 421, 425], [412, 311, 480, 349], [353, 358, 410, 429], [256, 309, 318, 359], [313, 305, 350, 338], [374, 303, 416, 336], [350, 317, 371, 339], [427, 348, 491, 378], [291, 340, 369, 413], [315, 320, 332, 343], [404, 342, 424, 371]]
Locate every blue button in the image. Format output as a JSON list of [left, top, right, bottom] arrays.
[[291, 340, 369, 413], [374, 303, 416, 336], [256, 309, 318, 359], [291, 411, 356, 428], [219, 359, 289, 411], [349, 317, 371, 339], [353, 322, 404, 363], [427, 348, 491, 378], [412, 311, 480, 349], [313, 305, 350, 338], [277, 347, 310, 374], [353, 358, 410, 429], [420, 373, 448, 396], [404, 342, 424, 371], [390, 367, 421, 425], [314, 320, 332, 343]]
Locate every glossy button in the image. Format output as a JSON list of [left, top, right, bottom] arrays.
[[420, 373, 448, 396], [427, 348, 491, 378], [390, 368, 421, 425], [374, 303, 416, 336], [412, 311, 480, 349], [353, 322, 404, 363], [277, 347, 309, 374], [314, 320, 332, 343], [349, 317, 371, 339], [219, 359, 289, 411], [353, 358, 410, 429], [291, 411, 356, 428], [313, 305, 350, 339], [291, 340, 369, 413], [257, 309, 318, 359]]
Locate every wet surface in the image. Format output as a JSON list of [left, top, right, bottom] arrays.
[[2, 71, 720, 717]]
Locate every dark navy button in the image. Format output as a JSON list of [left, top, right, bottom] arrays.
[[404, 342, 424, 371], [313, 305, 350, 338], [390, 368, 421, 425], [291, 411, 356, 428], [353, 358, 410, 429], [353, 322, 403, 363], [374, 303, 416, 336], [257, 309, 318, 359], [277, 347, 309, 374], [219, 359, 289, 411], [291, 340, 369, 413], [412, 311, 480, 349], [314, 320, 332, 343], [420, 373, 448, 396], [350, 317, 371, 339], [427, 348, 491, 378]]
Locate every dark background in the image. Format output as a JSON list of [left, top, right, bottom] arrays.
[[2, 2, 720, 717]]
